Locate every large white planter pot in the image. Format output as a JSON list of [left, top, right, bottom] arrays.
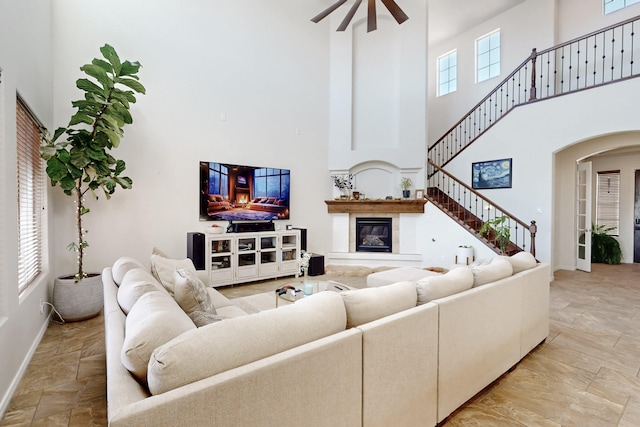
[[456, 247, 474, 265], [53, 274, 103, 322]]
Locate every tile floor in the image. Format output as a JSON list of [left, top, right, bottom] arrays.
[[1, 263, 639, 426]]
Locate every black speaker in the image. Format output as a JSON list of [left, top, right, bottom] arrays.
[[187, 232, 206, 270], [293, 228, 307, 251], [308, 253, 324, 276]]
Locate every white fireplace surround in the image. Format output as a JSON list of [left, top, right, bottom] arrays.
[[327, 161, 425, 267], [328, 213, 423, 267]]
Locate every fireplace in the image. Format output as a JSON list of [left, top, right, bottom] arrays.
[[356, 217, 392, 252]]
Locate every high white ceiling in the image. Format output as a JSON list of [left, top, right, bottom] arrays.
[[428, 0, 526, 44], [313, 0, 527, 43]]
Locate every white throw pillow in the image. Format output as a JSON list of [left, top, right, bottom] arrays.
[[111, 256, 145, 286], [501, 252, 537, 274], [150, 251, 197, 296], [117, 268, 167, 314], [416, 267, 474, 304], [173, 268, 216, 315], [121, 291, 195, 383], [341, 281, 417, 328], [470, 257, 513, 287]]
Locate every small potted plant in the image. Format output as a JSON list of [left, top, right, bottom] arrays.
[[400, 177, 412, 198], [331, 174, 353, 199], [40, 44, 146, 321]]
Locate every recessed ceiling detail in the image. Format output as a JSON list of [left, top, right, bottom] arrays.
[[311, 0, 409, 33]]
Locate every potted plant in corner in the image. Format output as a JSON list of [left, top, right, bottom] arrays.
[[479, 215, 511, 255], [400, 177, 412, 199], [40, 44, 146, 321]]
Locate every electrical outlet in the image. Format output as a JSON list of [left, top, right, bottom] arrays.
[[40, 299, 44, 315]]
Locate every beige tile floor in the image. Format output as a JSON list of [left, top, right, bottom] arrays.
[[1, 263, 639, 426]]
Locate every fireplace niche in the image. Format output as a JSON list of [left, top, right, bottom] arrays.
[[356, 217, 392, 253]]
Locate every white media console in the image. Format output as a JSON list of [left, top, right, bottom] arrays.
[[202, 229, 301, 287]]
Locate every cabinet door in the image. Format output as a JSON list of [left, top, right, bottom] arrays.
[[208, 236, 233, 286], [259, 235, 278, 276], [279, 232, 300, 276], [236, 236, 258, 280]]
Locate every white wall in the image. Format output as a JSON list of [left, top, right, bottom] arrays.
[[328, 0, 428, 175], [427, 0, 556, 145], [443, 77, 640, 270], [49, 0, 332, 276], [557, 0, 640, 42], [0, 0, 53, 416]]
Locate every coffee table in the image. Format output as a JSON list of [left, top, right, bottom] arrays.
[[275, 281, 351, 307]]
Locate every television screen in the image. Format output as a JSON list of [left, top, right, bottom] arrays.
[[200, 161, 290, 221]]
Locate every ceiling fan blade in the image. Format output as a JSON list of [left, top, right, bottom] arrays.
[[367, 0, 377, 32], [311, 0, 348, 23], [337, 0, 363, 31], [380, 0, 409, 24]]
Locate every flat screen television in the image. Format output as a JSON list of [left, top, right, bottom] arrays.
[[199, 161, 290, 221]]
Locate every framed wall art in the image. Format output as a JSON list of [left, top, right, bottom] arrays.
[[472, 158, 512, 189], [415, 189, 425, 199]]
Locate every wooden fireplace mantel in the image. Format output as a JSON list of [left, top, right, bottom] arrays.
[[325, 199, 426, 214]]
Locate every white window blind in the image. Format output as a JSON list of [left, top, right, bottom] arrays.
[[16, 96, 45, 294], [596, 171, 620, 235]]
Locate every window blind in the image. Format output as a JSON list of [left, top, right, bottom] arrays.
[[596, 170, 620, 235], [16, 96, 45, 294]]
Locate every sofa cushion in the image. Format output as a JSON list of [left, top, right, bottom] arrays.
[[341, 281, 417, 328], [173, 268, 216, 315], [416, 266, 474, 304], [367, 267, 441, 287], [112, 257, 146, 286], [150, 251, 197, 296], [501, 252, 537, 274], [117, 268, 167, 314], [147, 291, 346, 395], [121, 291, 196, 383], [470, 257, 513, 287], [188, 311, 227, 327]]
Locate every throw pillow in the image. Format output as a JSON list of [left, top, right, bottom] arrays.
[[121, 291, 196, 383], [416, 266, 474, 304], [150, 250, 197, 296], [189, 311, 226, 327], [501, 251, 537, 274], [173, 268, 216, 315], [111, 256, 146, 286], [117, 268, 167, 314], [341, 281, 417, 328], [470, 257, 513, 287]]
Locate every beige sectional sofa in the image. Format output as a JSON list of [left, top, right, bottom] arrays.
[[103, 251, 549, 426]]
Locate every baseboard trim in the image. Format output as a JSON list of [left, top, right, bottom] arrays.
[[0, 311, 52, 419]]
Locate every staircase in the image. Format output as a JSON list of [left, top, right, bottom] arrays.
[[425, 13, 640, 256]]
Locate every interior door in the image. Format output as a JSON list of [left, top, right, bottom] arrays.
[[576, 161, 592, 272]]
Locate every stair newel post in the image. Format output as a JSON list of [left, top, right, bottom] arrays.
[[529, 220, 537, 257], [529, 48, 538, 101]]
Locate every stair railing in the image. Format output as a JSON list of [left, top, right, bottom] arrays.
[[428, 14, 640, 171], [427, 160, 537, 256]]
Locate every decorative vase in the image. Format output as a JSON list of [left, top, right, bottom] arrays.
[[303, 269, 313, 295], [402, 190, 410, 199], [52, 273, 103, 322]]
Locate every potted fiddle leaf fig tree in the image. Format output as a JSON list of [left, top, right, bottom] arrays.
[[40, 44, 146, 321]]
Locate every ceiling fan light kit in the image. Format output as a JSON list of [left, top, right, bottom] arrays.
[[312, 0, 409, 32]]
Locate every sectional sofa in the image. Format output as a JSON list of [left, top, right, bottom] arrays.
[[103, 250, 549, 426]]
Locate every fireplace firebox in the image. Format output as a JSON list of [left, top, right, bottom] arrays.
[[356, 217, 392, 252]]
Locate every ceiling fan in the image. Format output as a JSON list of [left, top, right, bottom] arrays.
[[311, 0, 409, 33]]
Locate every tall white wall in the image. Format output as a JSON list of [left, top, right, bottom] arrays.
[[443, 77, 640, 270], [327, 0, 428, 195], [49, 0, 331, 276], [427, 0, 556, 145], [0, 0, 53, 416]]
